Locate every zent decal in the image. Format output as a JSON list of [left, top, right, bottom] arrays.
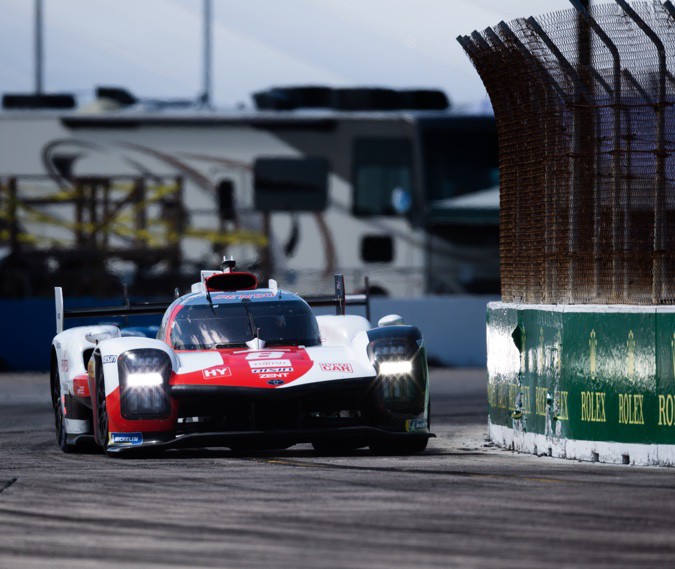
[[102, 355, 117, 364], [203, 367, 232, 378], [260, 373, 289, 379], [109, 432, 143, 445], [320, 363, 353, 373]]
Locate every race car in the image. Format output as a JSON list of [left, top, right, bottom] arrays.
[[50, 259, 432, 456]]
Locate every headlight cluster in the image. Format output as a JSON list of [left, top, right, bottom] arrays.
[[378, 360, 413, 376], [366, 325, 427, 418], [369, 338, 420, 403], [118, 349, 172, 420]]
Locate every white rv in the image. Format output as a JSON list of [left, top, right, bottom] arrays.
[[0, 87, 498, 297]]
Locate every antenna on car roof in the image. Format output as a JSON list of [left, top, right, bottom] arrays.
[[221, 255, 236, 273]]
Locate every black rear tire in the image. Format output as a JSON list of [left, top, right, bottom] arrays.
[[95, 367, 110, 453], [50, 357, 77, 453]]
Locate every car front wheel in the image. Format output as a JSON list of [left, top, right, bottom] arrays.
[[50, 356, 77, 453], [95, 369, 110, 453]]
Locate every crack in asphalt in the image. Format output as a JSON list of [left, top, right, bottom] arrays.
[[246, 457, 675, 489], [245, 456, 571, 484], [0, 478, 17, 494]]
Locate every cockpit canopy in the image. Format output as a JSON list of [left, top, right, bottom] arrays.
[[169, 299, 321, 350]]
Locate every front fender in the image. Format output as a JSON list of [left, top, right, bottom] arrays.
[[96, 337, 178, 396], [92, 338, 178, 443], [365, 325, 430, 432], [52, 325, 120, 390]]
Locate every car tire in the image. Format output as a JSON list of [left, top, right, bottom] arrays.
[[369, 437, 428, 455], [50, 355, 77, 453], [95, 367, 110, 454]]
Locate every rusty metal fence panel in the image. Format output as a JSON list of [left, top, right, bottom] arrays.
[[459, 1, 675, 304]]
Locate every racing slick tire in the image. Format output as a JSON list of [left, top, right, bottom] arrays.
[[95, 366, 111, 454], [50, 353, 78, 453], [369, 437, 428, 455]]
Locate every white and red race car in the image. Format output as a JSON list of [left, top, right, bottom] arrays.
[[50, 261, 431, 455]]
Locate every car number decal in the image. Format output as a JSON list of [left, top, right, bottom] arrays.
[[245, 351, 287, 360]]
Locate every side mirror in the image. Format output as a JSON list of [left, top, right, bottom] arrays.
[[85, 330, 117, 344], [378, 314, 404, 327]]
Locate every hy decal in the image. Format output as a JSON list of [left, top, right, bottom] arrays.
[[203, 367, 232, 379]]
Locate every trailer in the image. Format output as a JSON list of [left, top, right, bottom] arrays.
[[0, 87, 498, 297]]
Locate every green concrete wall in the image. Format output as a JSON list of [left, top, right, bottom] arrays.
[[487, 304, 675, 444]]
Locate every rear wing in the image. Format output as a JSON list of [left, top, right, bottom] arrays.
[[54, 287, 170, 334], [304, 275, 371, 321], [55, 274, 371, 334]]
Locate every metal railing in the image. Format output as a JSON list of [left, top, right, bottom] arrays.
[[459, 0, 675, 304]]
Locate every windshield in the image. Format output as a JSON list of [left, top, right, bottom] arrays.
[[170, 300, 321, 350]]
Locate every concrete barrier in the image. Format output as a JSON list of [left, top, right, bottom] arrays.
[[487, 301, 675, 466], [0, 295, 496, 371]]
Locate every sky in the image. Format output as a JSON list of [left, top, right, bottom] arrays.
[[0, 0, 577, 110]]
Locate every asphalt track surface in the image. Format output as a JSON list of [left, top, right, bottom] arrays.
[[2, 370, 675, 569]]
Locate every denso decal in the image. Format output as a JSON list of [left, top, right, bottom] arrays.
[[102, 355, 117, 364], [110, 432, 143, 445], [249, 359, 292, 368], [203, 367, 232, 378], [251, 367, 293, 374], [319, 363, 353, 373]]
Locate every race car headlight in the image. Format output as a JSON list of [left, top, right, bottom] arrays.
[[378, 360, 413, 376], [118, 349, 172, 420], [126, 372, 164, 388], [368, 334, 422, 405]]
